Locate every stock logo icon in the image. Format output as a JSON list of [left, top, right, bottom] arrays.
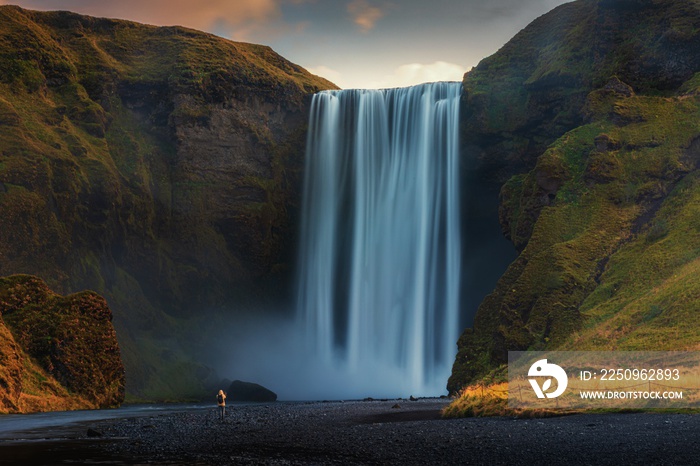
[[528, 359, 568, 399]]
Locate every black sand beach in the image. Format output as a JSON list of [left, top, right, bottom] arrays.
[[1, 399, 699, 465]]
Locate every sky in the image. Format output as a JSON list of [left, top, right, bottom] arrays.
[[1, 0, 571, 89]]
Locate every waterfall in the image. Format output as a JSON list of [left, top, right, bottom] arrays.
[[296, 82, 462, 396]]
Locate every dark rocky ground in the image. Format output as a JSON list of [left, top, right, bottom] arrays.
[[1, 399, 699, 465]]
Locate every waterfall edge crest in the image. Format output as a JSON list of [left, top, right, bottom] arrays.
[[296, 81, 462, 397]]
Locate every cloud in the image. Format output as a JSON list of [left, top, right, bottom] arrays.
[[306, 65, 344, 87], [1, 0, 281, 36], [347, 0, 384, 32], [305, 61, 466, 90], [367, 61, 467, 89]]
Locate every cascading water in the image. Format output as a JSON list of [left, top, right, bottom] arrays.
[[296, 82, 462, 397]]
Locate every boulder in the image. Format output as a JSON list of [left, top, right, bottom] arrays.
[[0, 320, 22, 413], [227, 380, 277, 402], [0, 274, 125, 412]]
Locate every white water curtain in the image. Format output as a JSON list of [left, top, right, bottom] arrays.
[[297, 82, 462, 395]]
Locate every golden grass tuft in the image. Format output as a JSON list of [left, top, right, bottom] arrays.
[[442, 382, 570, 418]]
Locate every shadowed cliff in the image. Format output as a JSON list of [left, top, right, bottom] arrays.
[[0, 5, 336, 399], [450, 0, 700, 393]]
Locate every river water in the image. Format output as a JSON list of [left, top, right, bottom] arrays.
[[0, 403, 210, 441]]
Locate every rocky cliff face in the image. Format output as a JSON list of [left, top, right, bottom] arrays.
[[0, 275, 124, 413], [450, 0, 700, 393], [461, 0, 700, 184], [0, 6, 335, 399]]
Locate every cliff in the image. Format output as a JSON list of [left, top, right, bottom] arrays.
[[0, 275, 124, 413], [450, 0, 700, 393], [0, 5, 336, 399]]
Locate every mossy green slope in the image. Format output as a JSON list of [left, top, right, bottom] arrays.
[[461, 0, 700, 182], [0, 275, 125, 413], [0, 5, 335, 400], [450, 0, 700, 393]]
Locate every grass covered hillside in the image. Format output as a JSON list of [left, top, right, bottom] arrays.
[[0, 275, 124, 413], [0, 5, 335, 400], [461, 0, 700, 181], [450, 0, 700, 393]]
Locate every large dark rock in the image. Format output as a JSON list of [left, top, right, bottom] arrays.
[[0, 274, 125, 413], [227, 380, 277, 402]]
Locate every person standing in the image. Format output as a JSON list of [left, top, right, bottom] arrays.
[[216, 389, 227, 420]]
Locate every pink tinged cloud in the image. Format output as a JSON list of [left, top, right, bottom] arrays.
[[347, 0, 384, 32], [0, 0, 281, 31]]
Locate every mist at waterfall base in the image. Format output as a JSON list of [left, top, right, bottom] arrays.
[[220, 82, 463, 401], [219, 313, 442, 400]]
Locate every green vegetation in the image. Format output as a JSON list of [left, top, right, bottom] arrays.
[[442, 382, 575, 418], [0, 275, 124, 413], [452, 88, 700, 393], [449, 0, 700, 399], [0, 5, 335, 401]]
